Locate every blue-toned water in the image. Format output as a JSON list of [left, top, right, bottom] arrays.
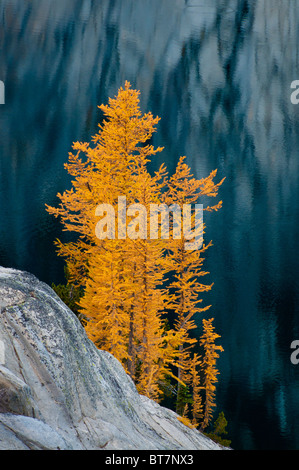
[[1, 0, 299, 449]]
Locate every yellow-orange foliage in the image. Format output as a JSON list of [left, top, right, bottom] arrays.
[[188, 352, 204, 427], [46, 82, 224, 410], [200, 318, 224, 430], [47, 82, 182, 400], [162, 156, 224, 414]]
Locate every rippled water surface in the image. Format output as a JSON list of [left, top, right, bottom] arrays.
[[1, 0, 299, 450]]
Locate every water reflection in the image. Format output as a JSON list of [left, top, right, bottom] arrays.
[[1, 0, 299, 449]]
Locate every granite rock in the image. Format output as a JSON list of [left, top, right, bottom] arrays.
[[0, 267, 225, 450]]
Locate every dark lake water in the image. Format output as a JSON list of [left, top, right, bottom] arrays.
[[1, 0, 299, 450]]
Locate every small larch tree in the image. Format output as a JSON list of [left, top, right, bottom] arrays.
[[46, 82, 182, 400], [46, 82, 224, 414], [162, 156, 224, 415], [200, 318, 224, 430]]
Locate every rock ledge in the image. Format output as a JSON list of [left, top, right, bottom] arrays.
[[0, 267, 224, 450]]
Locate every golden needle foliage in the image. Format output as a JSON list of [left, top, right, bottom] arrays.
[[47, 82, 224, 427], [200, 318, 224, 430]]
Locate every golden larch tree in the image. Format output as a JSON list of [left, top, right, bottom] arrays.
[[46, 82, 225, 412], [46, 82, 182, 399], [162, 156, 224, 415], [200, 318, 224, 430]]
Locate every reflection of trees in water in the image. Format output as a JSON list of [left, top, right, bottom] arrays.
[[2, 0, 298, 174]]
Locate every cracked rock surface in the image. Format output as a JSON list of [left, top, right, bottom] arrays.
[[0, 267, 224, 450]]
